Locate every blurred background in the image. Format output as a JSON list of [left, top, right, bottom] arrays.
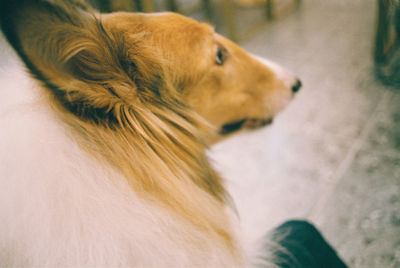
[[95, 0, 400, 266]]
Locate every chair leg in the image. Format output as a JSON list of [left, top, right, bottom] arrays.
[[166, 0, 179, 12], [265, 0, 273, 20], [375, 0, 392, 63], [134, 0, 155, 12], [221, 0, 237, 41], [202, 0, 213, 21]]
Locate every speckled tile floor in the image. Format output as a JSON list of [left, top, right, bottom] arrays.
[[208, 0, 400, 267]]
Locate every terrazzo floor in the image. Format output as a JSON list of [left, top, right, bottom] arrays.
[[207, 0, 400, 267]]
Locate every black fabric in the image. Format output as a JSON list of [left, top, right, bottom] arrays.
[[272, 220, 348, 268]]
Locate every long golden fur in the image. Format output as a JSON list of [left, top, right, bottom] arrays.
[[0, 0, 299, 266]]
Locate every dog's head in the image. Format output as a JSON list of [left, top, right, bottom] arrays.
[[102, 12, 301, 139], [1, 1, 300, 142]]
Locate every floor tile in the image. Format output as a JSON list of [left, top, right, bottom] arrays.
[[315, 149, 400, 267], [363, 91, 400, 156]]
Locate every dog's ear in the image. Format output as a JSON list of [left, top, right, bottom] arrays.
[[0, 0, 99, 81], [0, 0, 165, 124]]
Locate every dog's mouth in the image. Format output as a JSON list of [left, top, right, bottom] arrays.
[[219, 118, 273, 135]]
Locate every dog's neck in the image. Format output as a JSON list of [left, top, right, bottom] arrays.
[[49, 93, 240, 255]]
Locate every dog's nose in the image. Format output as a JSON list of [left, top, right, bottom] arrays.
[[292, 79, 302, 93]]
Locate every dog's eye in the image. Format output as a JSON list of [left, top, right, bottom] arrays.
[[215, 46, 227, 66]]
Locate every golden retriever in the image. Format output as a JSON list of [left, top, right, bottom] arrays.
[[0, 0, 300, 266]]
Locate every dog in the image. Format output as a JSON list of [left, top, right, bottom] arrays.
[[0, 0, 300, 266]]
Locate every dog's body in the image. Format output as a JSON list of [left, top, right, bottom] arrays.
[[0, 0, 299, 266]]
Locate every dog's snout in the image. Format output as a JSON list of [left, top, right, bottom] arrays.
[[292, 79, 302, 93]]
